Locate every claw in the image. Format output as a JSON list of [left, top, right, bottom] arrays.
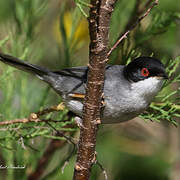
[[74, 116, 87, 129], [101, 93, 106, 107], [101, 100, 106, 107]]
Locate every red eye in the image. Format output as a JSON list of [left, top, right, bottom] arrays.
[[141, 68, 149, 77]]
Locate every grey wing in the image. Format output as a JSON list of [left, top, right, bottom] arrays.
[[50, 64, 129, 119], [50, 65, 120, 96], [51, 65, 127, 96], [50, 66, 88, 96]]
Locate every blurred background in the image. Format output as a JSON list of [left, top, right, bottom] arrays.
[[0, 0, 179, 179]]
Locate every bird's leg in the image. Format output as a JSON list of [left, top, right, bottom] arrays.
[[74, 116, 87, 129], [101, 93, 106, 107]]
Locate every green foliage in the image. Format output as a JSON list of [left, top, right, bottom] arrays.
[[135, 11, 178, 46], [0, 0, 179, 179], [0, 1, 76, 179]]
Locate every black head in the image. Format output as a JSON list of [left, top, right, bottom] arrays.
[[124, 57, 168, 82]]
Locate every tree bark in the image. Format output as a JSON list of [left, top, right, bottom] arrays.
[[73, 0, 117, 179]]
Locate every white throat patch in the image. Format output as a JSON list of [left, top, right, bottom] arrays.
[[131, 77, 163, 99]]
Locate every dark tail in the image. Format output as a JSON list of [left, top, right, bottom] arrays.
[[0, 52, 50, 76]]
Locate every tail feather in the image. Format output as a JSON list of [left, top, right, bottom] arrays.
[[0, 52, 50, 76]]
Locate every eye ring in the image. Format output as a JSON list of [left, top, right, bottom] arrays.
[[141, 68, 149, 77]]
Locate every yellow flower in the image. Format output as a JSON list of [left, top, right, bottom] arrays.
[[53, 11, 89, 49]]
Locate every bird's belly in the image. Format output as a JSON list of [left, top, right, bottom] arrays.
[[65, 100, 84, 117], [101, 100, 147, 123], [102, 112, 138, 123], [65, 97, 148, 124]]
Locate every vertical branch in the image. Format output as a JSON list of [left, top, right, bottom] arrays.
[[73, 0, 117, 179]]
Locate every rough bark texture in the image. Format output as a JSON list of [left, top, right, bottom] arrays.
[[73, 0, 117, 179]]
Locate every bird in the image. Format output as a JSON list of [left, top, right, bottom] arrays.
[[0, 53, 168, 124]]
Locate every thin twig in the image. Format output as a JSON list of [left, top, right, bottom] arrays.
[[96, 159, 108, 180], [46, 122, 77, 173], [138, 0, 153, 15], [0, 117, 60, 126], [61, 144, 76, 173], [45, 121, 76, 146], [36, 102, 65, 117], [0, 126, 50, 131], [124, 0, 141, 31], [107, 0, 158, 57], [0, 103, 65, 126]]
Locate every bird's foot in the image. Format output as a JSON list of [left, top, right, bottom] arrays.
[[74, 116, 87, 129], [101, 93, 106, 107]]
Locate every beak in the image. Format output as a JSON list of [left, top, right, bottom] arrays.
[[163, 72, 169, 79], [158, 72, 169, 79]]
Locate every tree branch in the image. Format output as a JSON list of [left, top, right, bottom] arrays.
[[0, 103, 65, 126], [73, 0, 117, 179], [0, 117, 55, 126], [107, 0, 159, 57]]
